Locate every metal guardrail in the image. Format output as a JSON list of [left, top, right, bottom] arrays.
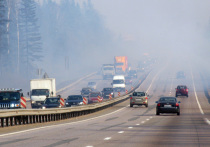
[[0, 72, 150, 128]]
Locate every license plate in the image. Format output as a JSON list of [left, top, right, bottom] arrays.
[[164, 105, 171, 108], [136, 99, 142, 101]]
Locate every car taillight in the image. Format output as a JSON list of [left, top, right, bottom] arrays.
[[176, 103, 179, 106], [157, 103, 160, 106], [145, 97, 148, 99], [130, 97, 132, 99], [186, 89, 188, 92]]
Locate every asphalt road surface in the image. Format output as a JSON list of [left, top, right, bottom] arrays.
[[1, 62, 210, 147]]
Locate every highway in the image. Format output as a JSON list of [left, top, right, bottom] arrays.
[[1, 62, 210, 147]]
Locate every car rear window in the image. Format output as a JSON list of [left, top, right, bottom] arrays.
[[68, 96, 82, 100], [133, 92, 145, 96], [159, 97, 176, 102], [177, 86, 186, 89]]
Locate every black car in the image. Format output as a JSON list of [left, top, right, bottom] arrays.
[[101, 88, 114, 99], [128, 70, 137, 78], [42, 96, 64, 109], [65, 95, 84, 107], [81, 87, 93, 97], [176, 71, 185, 79], [156, 97, 181, 115]]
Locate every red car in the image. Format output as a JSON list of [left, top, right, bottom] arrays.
[[175, 85, 188, 97], [88, 92, 103, 103]]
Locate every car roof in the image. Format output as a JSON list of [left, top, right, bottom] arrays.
[[159, 97, 177, 99], [68, 95, 82, 97], [177, 85, 187, 87]]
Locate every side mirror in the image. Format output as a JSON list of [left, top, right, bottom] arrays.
[[155, 101, 158, 103], [178, 101, 181, 103], [51, 92, 53, 95]]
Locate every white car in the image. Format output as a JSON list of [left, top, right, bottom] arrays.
[[88, 82, 97, 89]]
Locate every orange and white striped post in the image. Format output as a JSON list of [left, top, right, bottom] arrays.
[[20, 97, 26, 109], [98, 96, 101, 102], [83, 97, 87, 104], [118, 92, 120, 97], [109, 94, 112, 100], [125, 89, 128, 94], [60, 98, 65, 107]]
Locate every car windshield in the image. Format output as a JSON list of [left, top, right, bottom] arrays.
[[32, 89, 49, 96], [129, 70, 137, 74], [90, 93, 100, 97], [115, 63, 124, 66], [44, 98, 60, 104], [103, 88, 113, 92], [103, 67, 114, 70], [68, 96, 82, 100], [82, 89, 90, 92], [133, 92, 145, 97], [0, 92, 20, 101], [88, 82, 96, 85], [113, 80, 124, 84], [159, 97, 176, 102]]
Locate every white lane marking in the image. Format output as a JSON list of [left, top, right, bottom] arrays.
[[146, 73, 158, 93], [204, 118, 210, 125], [128, 127, 133, 129], [146, 119, 150, 121], [104, 137, 111, 140], [86, 146, 93, 147], [118, 131, 124, 134], [191, 71, 204, 115], [150, 116, 153, 119], [141, 121, 145, 124], [0, 106, 128, 137], [136, 124, 140, 126]]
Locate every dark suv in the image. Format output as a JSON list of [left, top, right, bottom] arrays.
[[101, 88, 114, 99], [175, 85, 188, 97]]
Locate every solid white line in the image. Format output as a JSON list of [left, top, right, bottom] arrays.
[[204, 118, 210, 125], [104, 137, 111, 140], [86, 146, 93, 147], [118, 131, 124, 134], [0, 106, 127, 137], [191, 71, 204, 115]]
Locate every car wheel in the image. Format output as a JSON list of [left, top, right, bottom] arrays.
[[145, 104, 148, 107], [156, 111, 160, 115], [130, 104, 133, 107], [177, 112, 180, 115], [175, 94, 178, 97], [186, 95, 188, 97]]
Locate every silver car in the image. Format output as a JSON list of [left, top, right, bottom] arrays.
[[130, 92, 148, 107]]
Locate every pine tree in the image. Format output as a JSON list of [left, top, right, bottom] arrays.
[[19, 0, 42, 77]]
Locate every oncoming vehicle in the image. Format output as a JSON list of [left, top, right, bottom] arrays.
[[128, 70, 137, 78], [130, 92, 148, 107], [0, 88, 24, 109], [156, 97, 181, 115], [125, 76, 132, 85], [42, 96, 64, 109], [81, 87, 93, 97], [87, 82, 97, 90], [175, 85, 188, 97], [88, 92, 103, 103], [112, 75, 125, 92], [65, 95, 84, 107], [101, 88, 114, 99]]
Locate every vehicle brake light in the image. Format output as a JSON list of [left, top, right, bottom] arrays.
[[145, 97, 148, 99], [130, 97, 132, 99], [186, 89, 188, 92], [157, 103, 161, 106], [176, 103, 179, 106]]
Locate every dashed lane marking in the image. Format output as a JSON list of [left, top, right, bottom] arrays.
[[136, 124, 140, 126], [104, 137, 111, 141], [141, 121, 145, 124], [128, 127, 133, 129], [118, 131, 124, 134]]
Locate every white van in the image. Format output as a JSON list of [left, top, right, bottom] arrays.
[[112, 75, 126, 92]]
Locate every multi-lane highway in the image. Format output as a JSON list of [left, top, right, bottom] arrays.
[[1, 62, 210, 147]]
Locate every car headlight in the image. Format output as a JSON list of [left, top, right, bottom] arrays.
[[42, 106, 46, 109], [59, 105, 62, 108], [66, 103, 69, 105], [111, 93, 114, 95], [10, 104, 15, 107], [31, 101, 36, 104], [79, 102, 83, 105]]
